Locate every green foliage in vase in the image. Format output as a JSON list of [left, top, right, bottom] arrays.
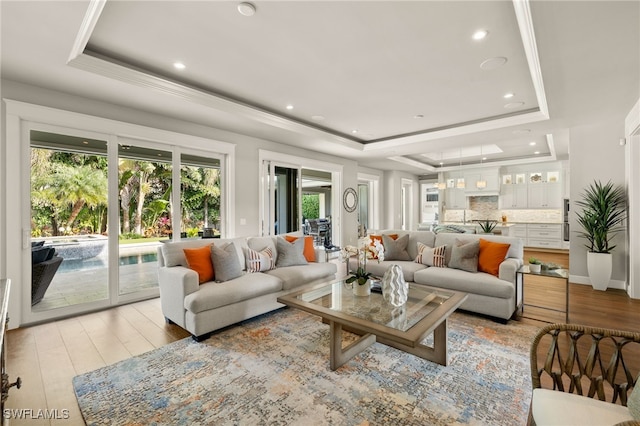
[[346, 267, 372, 286], [575, 180, 626, 253]]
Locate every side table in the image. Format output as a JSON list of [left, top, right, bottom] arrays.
[[516, 265, 569, 323]]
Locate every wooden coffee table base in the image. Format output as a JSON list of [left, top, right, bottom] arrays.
[[328, 318, 448, 371]]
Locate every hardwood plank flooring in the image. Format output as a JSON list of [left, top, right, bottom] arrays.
[[5, 250, 640, 425]]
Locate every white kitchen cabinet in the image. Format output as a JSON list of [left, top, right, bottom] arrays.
[[499, 184, 528, 209], [526, 224, 563, 248], [509, 224, 527, 239], [444, 188, 467, 209], [528, 183, 562, 208]]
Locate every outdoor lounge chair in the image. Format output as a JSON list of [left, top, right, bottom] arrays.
[[31, 246, 63, 305]]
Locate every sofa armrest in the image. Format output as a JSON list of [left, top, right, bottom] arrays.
[[158, 265, 199, 327], [498, 258, 522, 284]]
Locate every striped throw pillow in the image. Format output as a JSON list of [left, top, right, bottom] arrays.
[[244, 246, 276, 273], [415, 242, 447, 267]]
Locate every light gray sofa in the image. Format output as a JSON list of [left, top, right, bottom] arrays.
[[352, 230, 524, 321], [158, 235, 337, 340]]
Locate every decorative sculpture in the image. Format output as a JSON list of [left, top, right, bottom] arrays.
[[382, 264, 408, 307]]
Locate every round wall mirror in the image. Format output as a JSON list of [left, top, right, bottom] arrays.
[[343, 187, 358, 213]]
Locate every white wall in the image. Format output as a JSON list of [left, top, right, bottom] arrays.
[[382, 170, 420, 230], [569, 118, 628, 288]]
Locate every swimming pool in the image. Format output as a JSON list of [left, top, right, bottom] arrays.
[[57, 252, 158, 273]]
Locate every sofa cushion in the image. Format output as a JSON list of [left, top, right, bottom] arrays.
[[211, 242, 243, 282], [276, 237, 308, 267], [247, 236, 277, 257], [183, 245, 214, 284], [414, 267, 514, 299], [478, 239, 511, 276], [629, 373, 640, 420], [162, 239, 221, 267], [284, 235, 316, 262], [448, 239, 479, 273], [265, 262, 337, 291], [407, 231, 437, 260], [368, 234, 397, 259], [363, 260, 427, 283], [383, 234, 411, 261], [434, 232, 523, 262], [244, 246, 276, 273], [184, 273, 283, 313], [532, 388, 634, 425]]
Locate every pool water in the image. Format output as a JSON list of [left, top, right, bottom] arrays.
[[58, 252, 158, 273]]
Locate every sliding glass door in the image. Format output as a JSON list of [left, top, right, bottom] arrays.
[[30, 130, 110, 312], [26, 128, 225, 321], [262, 161, 301, 235]]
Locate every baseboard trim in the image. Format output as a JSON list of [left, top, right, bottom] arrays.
[[569, 275, 627, 290]]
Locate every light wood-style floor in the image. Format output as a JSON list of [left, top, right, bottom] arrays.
[[5, 250, 640, 425]]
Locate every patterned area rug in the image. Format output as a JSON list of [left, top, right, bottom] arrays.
[[73, 308, 537, 425]]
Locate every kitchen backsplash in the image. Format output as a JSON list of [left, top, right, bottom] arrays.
[[443, 195, 563, 223]]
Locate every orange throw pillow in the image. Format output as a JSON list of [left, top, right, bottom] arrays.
[[478, 239, 511, 277], [183, 245, 214, 284], [369, 234, 398, 258], [285, 235, 316, 262]]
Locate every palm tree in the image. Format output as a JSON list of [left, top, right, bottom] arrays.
[[52, 164, 108, 230]]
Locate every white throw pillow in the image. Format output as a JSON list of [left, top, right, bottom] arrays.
[[415, 242, 446, 267], [243, 246, 276, 273]]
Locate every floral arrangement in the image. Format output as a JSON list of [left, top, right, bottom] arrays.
[[341, 237, 385, 286]]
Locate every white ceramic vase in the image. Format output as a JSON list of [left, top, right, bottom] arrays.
[[587, 252, 612, 291], [529, 263, 541, 273], [382, 264, 408, 307], [353, 280, 371, 296]]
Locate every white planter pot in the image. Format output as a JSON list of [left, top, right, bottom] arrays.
[[587, 252, 612, 291], [529, 264, 541, 273], [353, 281, 371, 296]]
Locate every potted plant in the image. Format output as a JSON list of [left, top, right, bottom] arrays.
[[528, 257, 542, 273], [575, 180, 626, 291]]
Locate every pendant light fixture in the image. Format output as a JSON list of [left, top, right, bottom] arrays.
[[476, 145, 487, 189], [456, 148, 466, 189], [436, 152, 446, 190]]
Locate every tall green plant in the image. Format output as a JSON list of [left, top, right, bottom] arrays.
[[575, 180, 626, 253]]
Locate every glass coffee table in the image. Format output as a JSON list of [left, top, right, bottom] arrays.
[[277, 279, 467, 370]]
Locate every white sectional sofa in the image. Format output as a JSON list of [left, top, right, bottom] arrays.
[[158, 235, 337, 340], [352, 230, 524, 321]]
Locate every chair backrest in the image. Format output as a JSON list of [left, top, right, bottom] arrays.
[[531, 323, 640, 406]]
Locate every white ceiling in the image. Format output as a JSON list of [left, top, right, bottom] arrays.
[[1, 1, 638, 175]]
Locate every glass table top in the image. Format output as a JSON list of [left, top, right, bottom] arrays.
[[518, 265, 569, 279], [291, 281, 454, 333]]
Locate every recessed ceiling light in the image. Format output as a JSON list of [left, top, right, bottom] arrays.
[[173, 62, 186, 70], [504, 102, 525, 109], [285, 104, 294, 110], [472, 30, 489, 40], [529, 141, 536, 146], [534, 151, 540, 155], [311, 115, 325, 121], [503, 92, 515, 99], [237, 2, 256, 16], [82, 141, 89, 145], [352, 130, 358, 134], [482, 157, 487, 161], [414, 114, 424, 119], [480, 57, 507, 70]]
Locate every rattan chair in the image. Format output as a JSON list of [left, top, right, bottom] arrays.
[[529, 323, 640, 425]]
